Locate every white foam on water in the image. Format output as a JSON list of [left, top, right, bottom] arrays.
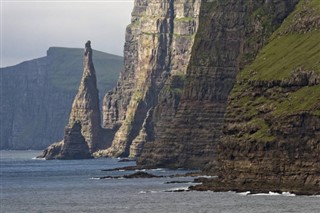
[[166, 186, 190, 192], [118, 170, 125, 172], [135, 169, 146, 172], [89, 177, 101, 180], [251, 191, 280, 196], [196, 175, 218, 179], [251, 191, 296, 196], [282, 192, 296, 197], [139, 190, 159, 194], [32, 157, 45, 160], [151, 168, 164, 171], [238, 191, 251, 196]]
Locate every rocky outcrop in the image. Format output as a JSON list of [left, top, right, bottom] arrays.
[[96, 0, 201, 158], [0, 47, 122, 150], [40, 41, 108, 159], [60, 121, 92, 160], [200, 0, 320, 195], [138, 0, 299, 169]]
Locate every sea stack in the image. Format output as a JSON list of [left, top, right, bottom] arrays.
[[67, 40, 101, 153], [40, 41, 101, 159]]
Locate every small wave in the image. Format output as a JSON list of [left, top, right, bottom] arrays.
[[89, 177, 101, 180], [135, 169, 146, 172], [32, 157, 45, 160], [238, 191, 251, 196], [251, 191, 296, 196], [165, 186, 190, 192], [118, 170, 125, 172], [196, 175, 218, 179], [282, 192, 296, 197], [310, 195, 320, 198], [151, 168, 164, 171], [139, 190, 159, 194]]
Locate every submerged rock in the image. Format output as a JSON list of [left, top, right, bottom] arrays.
[[98, 171, 163, 179]]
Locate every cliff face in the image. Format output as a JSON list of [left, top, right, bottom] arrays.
[[199, 0, 320, 195], [138, 0, 299, 168], [96, 0, 201, 158], [40, 41, 107, 159], [0, 47, 122, 150]]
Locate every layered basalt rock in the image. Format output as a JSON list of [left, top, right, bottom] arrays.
[[40, 41, 105, 159], [96, 0, 201, 158], [138, 0, 299, 169], [199, 0, 320, 195]]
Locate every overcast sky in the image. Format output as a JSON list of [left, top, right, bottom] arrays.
[[0, 0, 134, 67]]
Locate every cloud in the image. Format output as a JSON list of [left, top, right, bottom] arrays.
[[1, 1, 134, 67]]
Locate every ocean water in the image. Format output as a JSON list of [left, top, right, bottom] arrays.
[[0, 151, 319, 213]]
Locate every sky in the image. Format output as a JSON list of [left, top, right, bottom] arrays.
[[0, 0, 134, 67]]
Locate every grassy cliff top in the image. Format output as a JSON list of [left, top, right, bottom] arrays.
[[239, 0, 320, 81], [231, 0, 320, 119]]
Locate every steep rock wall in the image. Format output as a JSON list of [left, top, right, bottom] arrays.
[[97, 0, 201, 158], [198, 0, 320, 195], [138, 0, 299, 169]]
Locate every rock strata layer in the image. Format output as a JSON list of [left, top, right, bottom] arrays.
[[201, 0, 320, 195], [96, 0, 201, 158], [138, 0, 299, 169]]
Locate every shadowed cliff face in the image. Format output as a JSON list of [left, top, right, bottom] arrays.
[[96, 0, 201, 158], [197, 0, 320, 195], [138, 0, 299, 169], [40, 41, 105, 159]]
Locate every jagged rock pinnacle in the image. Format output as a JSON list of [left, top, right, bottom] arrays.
[[84, 40, 93, 68], [67, 40, 101, 152], [39, 41, 102, 159]]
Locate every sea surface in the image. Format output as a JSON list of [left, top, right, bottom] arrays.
[[0, 150, 319, 213]]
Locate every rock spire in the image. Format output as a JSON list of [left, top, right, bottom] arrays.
[[39, 41, 102, 159]]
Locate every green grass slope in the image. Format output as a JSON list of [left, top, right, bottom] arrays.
[[207, 0, 320, 195], [233, 0, 320, 121]]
